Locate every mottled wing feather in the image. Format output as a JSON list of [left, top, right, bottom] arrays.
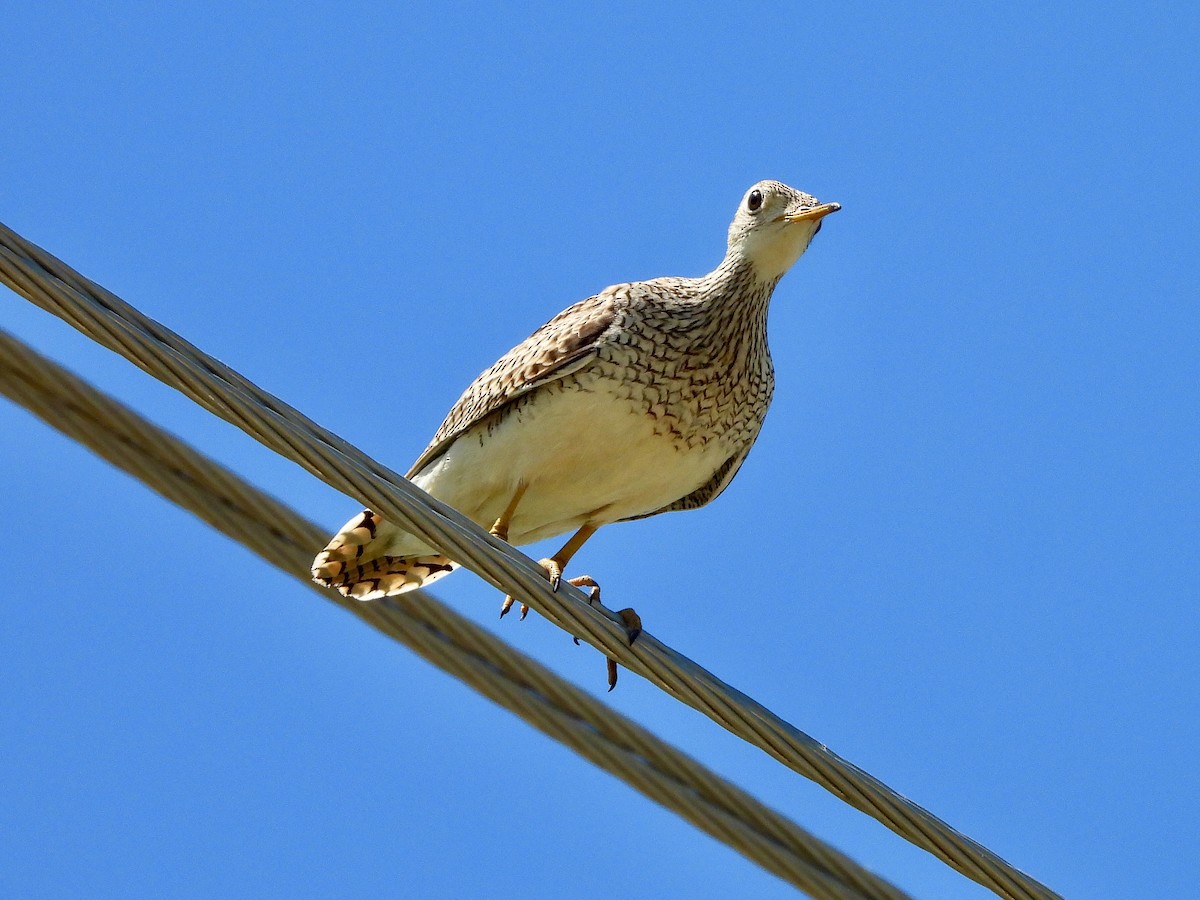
[[620, 440, 756, 521], [406, 289, 620, 478]]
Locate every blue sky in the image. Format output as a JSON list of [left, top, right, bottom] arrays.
[[2, 4, 1197, 898]]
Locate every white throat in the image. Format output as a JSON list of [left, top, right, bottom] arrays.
[[732, 222, 818, 283]]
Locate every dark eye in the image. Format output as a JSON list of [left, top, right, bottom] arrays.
[[747, 189, 763, 212]]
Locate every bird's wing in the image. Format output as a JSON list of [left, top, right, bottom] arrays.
[[406, 288, 621, 478], [619, 439, 757, 521]]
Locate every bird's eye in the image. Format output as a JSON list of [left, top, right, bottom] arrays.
[[747, 189, 763, 212]]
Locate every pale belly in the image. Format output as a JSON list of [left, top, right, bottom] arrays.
[[404, 384, 731, 549]]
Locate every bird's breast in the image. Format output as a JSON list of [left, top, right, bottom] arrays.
[[415, 369, 764, 545], [588, 326, 774, 452]]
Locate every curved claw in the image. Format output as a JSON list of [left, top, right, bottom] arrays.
[[617, 607, 642, 646], [500, 595, 529, 620], [568, 576, 601, 646], [537, 557, 564, 592]]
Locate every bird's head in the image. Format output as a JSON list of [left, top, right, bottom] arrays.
[[725, 180, 840, 281]]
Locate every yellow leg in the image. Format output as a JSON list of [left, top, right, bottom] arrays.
[[489, 482, 528, 542], [565, 575, 641, 691], [504, 520, 641, 690], [542, 525, 637, 689], [501, 522, 600, 621], [493, 483, 531, 620], [538, 524, 598, 590]]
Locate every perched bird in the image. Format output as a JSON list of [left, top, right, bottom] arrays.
[[313, 180, 839, 633]]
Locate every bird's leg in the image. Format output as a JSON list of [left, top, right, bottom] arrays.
[[567, 574, 601, 605], [568, 578, 641, 690], [492, 483, 532, 620], [489, 482, 528, 542], [505, 521, 640, 689], [504, 523, 600, 621], [563, 576, 641, 646], [538, 524, 598, 590], [570, 576, 602, 645], [604, 609, 645, 690], [539, 530, 640, 690]]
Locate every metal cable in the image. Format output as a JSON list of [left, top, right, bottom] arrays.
[[0, 328, 905, 900], [0, 221, 1061, 900]]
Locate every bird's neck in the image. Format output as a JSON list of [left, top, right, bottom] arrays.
[[665, 256, 778, 370], [696, 255, 781, 323]]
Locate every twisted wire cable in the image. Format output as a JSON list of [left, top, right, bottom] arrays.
[[0, 221, 1061, 900], [0, 327, 906, 900]]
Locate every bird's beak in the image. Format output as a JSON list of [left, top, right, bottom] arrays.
[[782, 202, 841, 223]]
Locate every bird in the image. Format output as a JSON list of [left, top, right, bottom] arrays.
[[312, 179, 839, 670]]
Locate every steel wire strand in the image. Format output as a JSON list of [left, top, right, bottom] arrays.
[[0, 329, 908, 900], [0, 222, 1059, 900]]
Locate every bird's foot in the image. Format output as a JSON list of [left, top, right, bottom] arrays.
[[616, 607, 642, 646], [499, 594, 529, 620], [603, 607, 643, 691], [562, 579, 640, 691], [569, 575, 602, 646], [567, 580, 639, 644], [494, 523, 530, 618], [500, 562, 638, 690], [498, 558, 585, 621], [568, 574, 601, 604], [537, 556, 564, 591]]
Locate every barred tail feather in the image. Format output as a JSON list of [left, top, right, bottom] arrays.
[[314, 553, 458, 601], [311, 509, 458, 601]]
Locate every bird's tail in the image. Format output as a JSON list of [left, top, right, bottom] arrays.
[[311, 510, 458, 601]]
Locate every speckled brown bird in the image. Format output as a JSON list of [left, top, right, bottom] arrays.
[[312, 180, 839, 619]]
